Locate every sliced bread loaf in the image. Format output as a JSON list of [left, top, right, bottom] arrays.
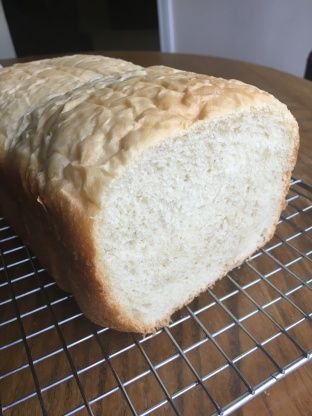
[[0, 55, 299, 332]]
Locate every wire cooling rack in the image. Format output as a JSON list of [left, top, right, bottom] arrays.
[[0, 179, 311, 416]]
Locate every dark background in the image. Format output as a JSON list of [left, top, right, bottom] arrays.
[[2, 0, 160, 57]]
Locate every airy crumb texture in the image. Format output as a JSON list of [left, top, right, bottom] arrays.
[[97, 109, 297, 331], [0, 55, 299, 333]]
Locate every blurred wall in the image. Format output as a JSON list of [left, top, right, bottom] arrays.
[[0, 0, 15, 59], [158, 0, 312, 76], [2, 0, 159, 57]]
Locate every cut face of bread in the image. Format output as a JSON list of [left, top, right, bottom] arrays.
[[0, 56, 299, 333], [97, 108, 296, 331]]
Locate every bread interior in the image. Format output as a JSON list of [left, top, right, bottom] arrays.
[[98, 109, 293, 329]]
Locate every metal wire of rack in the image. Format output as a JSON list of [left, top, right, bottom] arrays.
[[0, 178, 311, 415]]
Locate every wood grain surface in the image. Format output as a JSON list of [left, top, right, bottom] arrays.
[[0, 52, 311, 416]]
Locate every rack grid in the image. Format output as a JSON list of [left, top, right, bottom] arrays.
[[0, 179, 311, 415]]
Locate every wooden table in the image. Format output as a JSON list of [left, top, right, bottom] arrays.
[[0, 52, 311, 416]]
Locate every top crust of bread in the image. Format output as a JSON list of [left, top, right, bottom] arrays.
[[0, 55, 296, 212]]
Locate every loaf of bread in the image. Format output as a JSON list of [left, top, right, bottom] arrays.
[[0, 55, 299, 332]]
